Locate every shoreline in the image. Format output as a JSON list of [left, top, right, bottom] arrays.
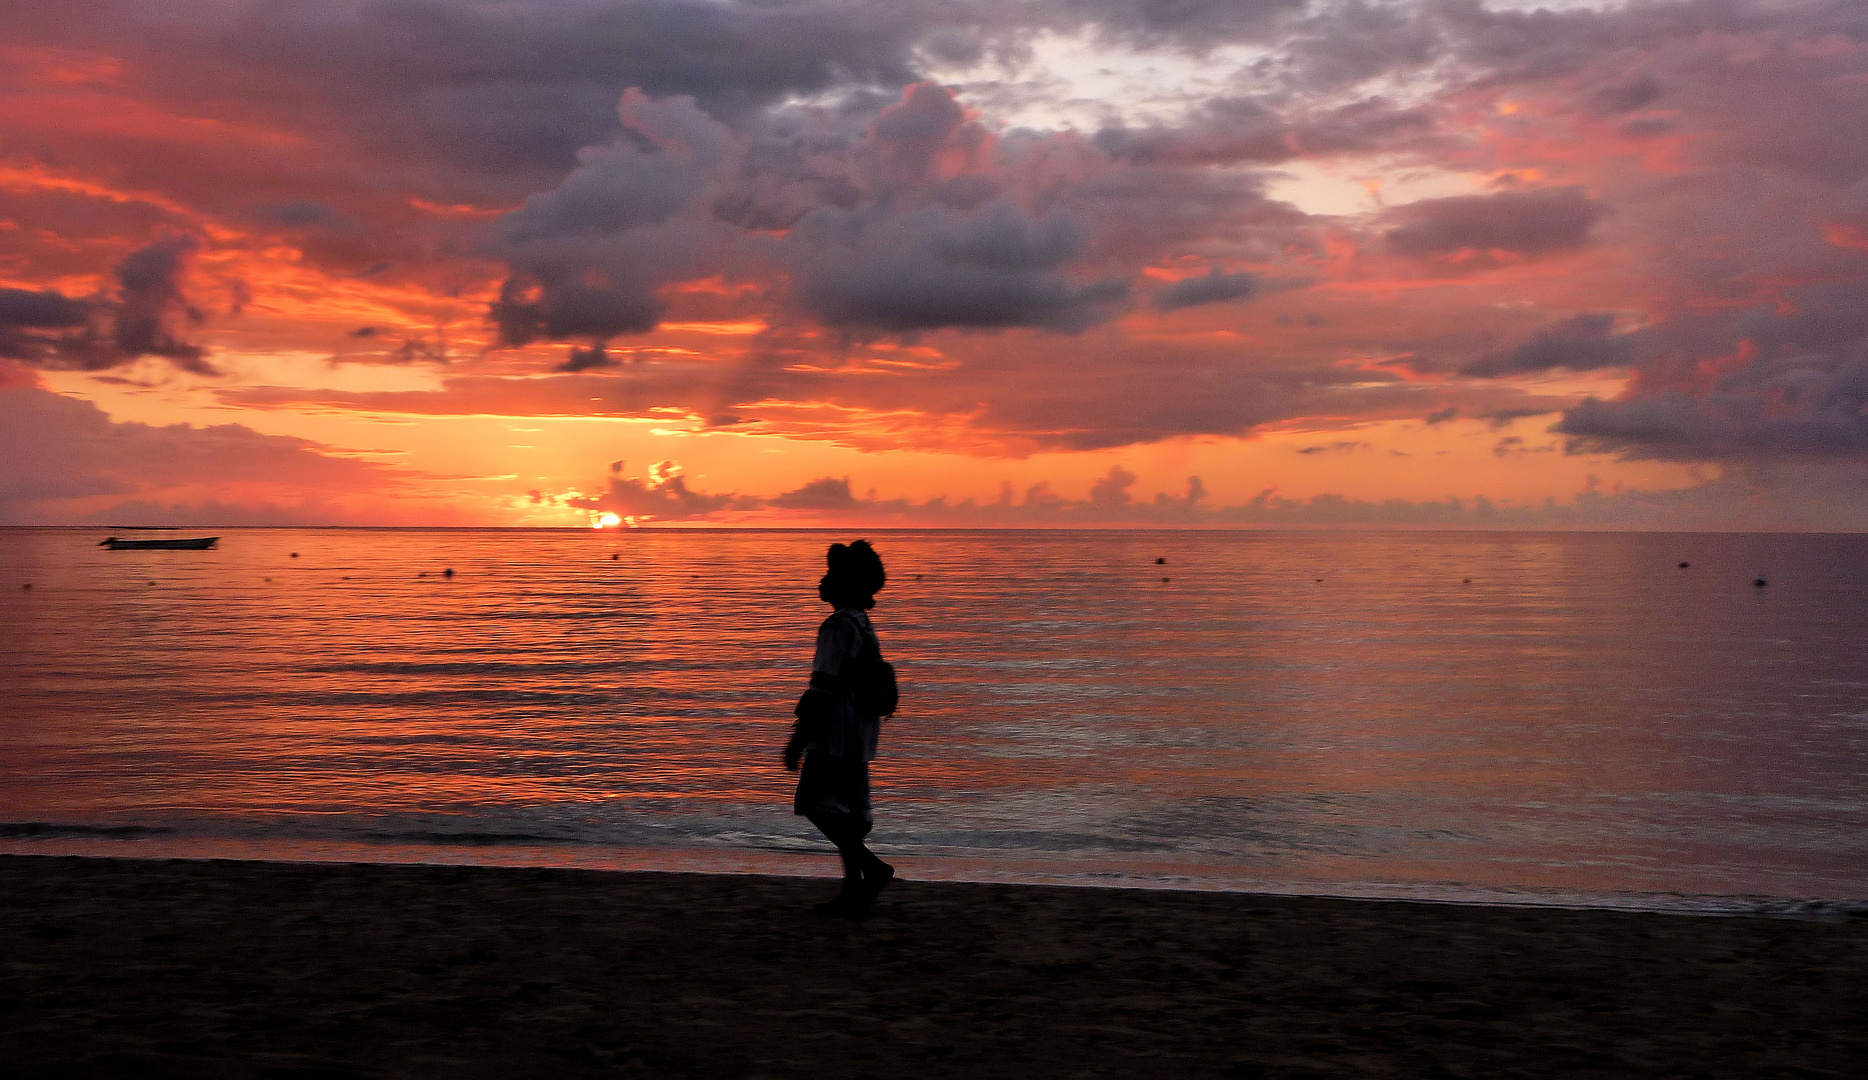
[[5, 854, 1866, 1078], [5, 838, 1863, 921]]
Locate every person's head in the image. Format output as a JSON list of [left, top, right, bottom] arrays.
[[819, 539, 885, 609]]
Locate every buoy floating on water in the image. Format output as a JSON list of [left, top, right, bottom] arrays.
[[290, 552, 299, 558], [1679, 562, 1690, 569], [1754, 577, 1768, 588], [1155, 557, 1166, 565], [443, 568, 455, 578]]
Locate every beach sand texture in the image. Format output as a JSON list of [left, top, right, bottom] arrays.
[[4, 856, 1866, 1078]]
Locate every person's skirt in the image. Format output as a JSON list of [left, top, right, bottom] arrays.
[[793, 749, 872, 822]]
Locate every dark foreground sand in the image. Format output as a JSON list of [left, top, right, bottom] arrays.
[[3, 856, 1865, 1079]]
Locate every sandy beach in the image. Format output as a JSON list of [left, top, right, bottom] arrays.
[[3, 855, 1865, 1078]]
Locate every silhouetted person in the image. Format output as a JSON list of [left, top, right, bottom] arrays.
[[783, 540, 894, 917]]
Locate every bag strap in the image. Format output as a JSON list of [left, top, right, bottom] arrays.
[[833, 609, 880, 662]]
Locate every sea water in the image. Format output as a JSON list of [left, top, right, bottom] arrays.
[[2, 527, 1865, 915]]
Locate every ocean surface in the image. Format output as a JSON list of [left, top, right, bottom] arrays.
[[3, 527, 1866, 915]]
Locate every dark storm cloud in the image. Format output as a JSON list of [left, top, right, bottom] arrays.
[[1154, 268, 1257, 312], [556, 343, 619, 373], [481, 81, 1174, 341], [1385, 187, 1606, 259], [1554, 283, 1868, 461], [1463, 313, 1633, 377], [778, 83, 1142, 333], [1, 237, 216, 375], [0, 289, 93, 363], [111, 234, 212, 373], [487, 91, 738, 345], [31, 0, 950, 190], [496, 91, 735, 244], [795, 201, 1132, 333]]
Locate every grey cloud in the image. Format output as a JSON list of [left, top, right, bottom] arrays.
[[1588, 75, 1661, 114], [112, 235, 212, 373], [518, 91, 734, 236], [1058, 0, 1307, 46], [1087, 464, 1137, 506], [488, 92, 738, 345], [1553, 283, 1868, 461], [486, 83, 1158, 344], [1619, 116, 1676, 139], [1094, 96, 1286, 166], [2, 237, 216, 375], [0, 288, 92, 363], [491, 255, 667, 345], [167, 0, 940, 188], [867, 80, 982, 185], [1481, 407, 1553, 430], [634, 462, 1868, 531], [257, 200, 349, 228], [556, 344, 619, 373], [1463, 313, 1633, 377], [573, 460, 746, 521], [1155, 268, 1257, 311], [795, 201, 1131, 333], [1277, 0, 1445, 92], [1094, 95, 1432, 167], [1386, 187, 1606, 259], [771, 476, 858, 510], [1557, 381, 1868, 462], [1066, 161, 1310, 265]]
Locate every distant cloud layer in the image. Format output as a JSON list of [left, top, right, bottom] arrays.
[[0, 376, 418, 524]]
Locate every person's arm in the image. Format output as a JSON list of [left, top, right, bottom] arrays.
[[784, 616, 852, 770], [783, 672, 838, 770]]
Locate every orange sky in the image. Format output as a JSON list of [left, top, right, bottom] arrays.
[[5, 1, 1868, 529]]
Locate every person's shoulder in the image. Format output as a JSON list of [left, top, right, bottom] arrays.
[[819, 608, 872, 635]]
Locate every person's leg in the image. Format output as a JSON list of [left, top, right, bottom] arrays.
[[810, 813, 893, 901], [806, 811, 867, 889]]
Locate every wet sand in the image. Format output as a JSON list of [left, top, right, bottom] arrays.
[[3, 855, 1865, 1078]]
